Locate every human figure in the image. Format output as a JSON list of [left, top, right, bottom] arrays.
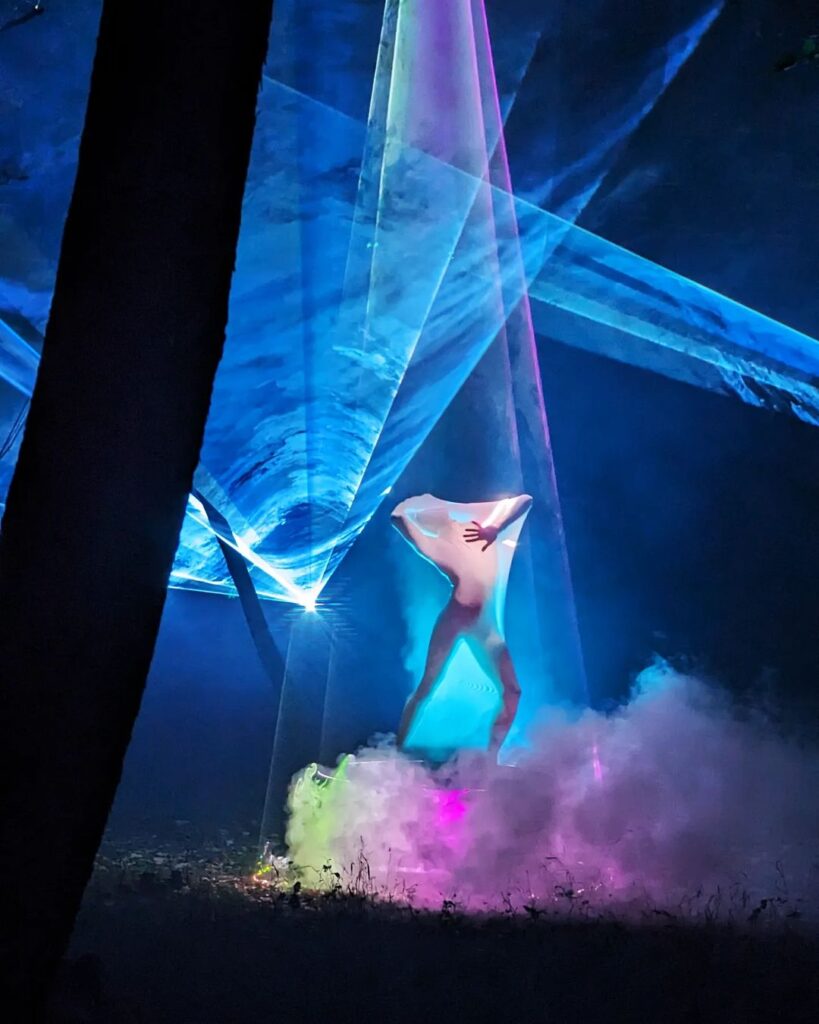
[[391, 492, 533, 756]]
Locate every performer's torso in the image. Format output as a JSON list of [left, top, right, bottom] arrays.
[[401, 495, 528, 623]]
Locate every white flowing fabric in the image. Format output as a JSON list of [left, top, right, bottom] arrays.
[[392, 493, 531, 628]]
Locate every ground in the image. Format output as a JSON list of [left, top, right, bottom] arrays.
[[47, 832, 819, 1024]]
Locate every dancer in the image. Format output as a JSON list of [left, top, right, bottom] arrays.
[[391, 492, 533, 755]]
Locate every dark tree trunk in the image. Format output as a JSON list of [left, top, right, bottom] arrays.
[[194, 489, 286, 692], [0, 1, 275, 1016]]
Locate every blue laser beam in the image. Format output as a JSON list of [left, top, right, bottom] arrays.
[[2, 0, 817, 608]]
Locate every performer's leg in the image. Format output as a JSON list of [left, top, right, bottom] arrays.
[[472, 633, 521, 755], [397, 601, 472, 749]]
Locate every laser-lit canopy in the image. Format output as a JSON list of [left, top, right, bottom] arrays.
[[2, 0, 818, 603]]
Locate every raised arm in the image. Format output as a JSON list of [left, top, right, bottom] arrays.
[[493, 494, 533, 532], [391, 496, 444, 561]]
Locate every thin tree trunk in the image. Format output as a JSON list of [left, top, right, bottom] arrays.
[[194, 489, 286, 692], [0, 2, 275, 1016]]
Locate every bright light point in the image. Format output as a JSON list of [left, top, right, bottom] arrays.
[[381, 486, 393, 495], [295, 578, 330, 614]]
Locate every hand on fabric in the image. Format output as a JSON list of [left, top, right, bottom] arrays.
[[464, 521, 499, 551]]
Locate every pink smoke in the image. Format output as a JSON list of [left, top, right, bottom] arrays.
[[286, 663, 819, 921]]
